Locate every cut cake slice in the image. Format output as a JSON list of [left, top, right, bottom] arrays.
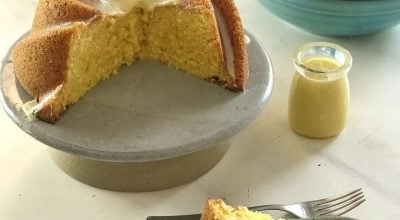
[[200, 199, 276, 220]]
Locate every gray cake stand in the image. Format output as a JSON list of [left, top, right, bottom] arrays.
[[0, 31, 273, 192]]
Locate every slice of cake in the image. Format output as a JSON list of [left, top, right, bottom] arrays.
[[12, 0, 248, 123], [201, 199, 275, 220]]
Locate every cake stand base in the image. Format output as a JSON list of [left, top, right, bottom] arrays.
[[48, 140, 230, 192]]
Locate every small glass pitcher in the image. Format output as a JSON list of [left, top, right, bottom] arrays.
[[288, 42, 353, 138]]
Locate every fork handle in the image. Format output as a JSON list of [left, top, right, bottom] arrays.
[[249, 204, 287, 212]]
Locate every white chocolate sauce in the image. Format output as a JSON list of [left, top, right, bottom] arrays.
[[212, 2, 236, 80], [244, 35, 251, 45], [113, 0, 181, 12], [80, 0, 181, 14], [22, 100, 38, 122], [22, 85, 63, 121]]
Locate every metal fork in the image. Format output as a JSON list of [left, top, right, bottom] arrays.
[[147, 188, 365, 220], [250, 188, 365, 218]]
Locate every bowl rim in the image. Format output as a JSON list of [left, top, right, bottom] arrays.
[[265, 0, 400, 16]]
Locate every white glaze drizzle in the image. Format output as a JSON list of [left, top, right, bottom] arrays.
[[79, 0, 123, 15], [22, 85, 63, 121], [22, 100, 38, 122], [114, 0, 181, 12], [81, 0, 181, 14], [211, 2, 236, 80], [244, 34, 251, 45]]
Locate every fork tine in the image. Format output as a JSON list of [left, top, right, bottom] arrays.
[[315, 191, 364, 211], [329, 198, 366, 216], [316, 195, 365, 216], [313, 188, 362, 205]]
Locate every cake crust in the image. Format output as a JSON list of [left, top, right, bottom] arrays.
[[13, 24, 80, 123], [212, 0, 248, 90], [13, 25, 76, 98], [32, 0, 100, 31], [200, 198, 219, 220]]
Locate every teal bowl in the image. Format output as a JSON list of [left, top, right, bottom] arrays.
[[260, 0, 400, 36]]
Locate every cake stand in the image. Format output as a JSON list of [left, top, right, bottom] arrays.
[[0, 31, 273, 192]]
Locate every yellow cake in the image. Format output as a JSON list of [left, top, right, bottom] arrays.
[[12, 0, 248, 123], [201, 199, 275, 220]]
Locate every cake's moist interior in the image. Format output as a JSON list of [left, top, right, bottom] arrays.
[[58, 5, 228, 113], [205, 199, 273, 220]]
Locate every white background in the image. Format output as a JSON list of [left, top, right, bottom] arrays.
[[1, 0, 400, 219]]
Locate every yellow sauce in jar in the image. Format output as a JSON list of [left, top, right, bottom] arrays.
[[288, 57, 350, 138]]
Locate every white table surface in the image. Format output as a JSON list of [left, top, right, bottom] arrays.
[[1, 0, 400, 219]]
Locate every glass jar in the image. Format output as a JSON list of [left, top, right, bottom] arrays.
[[288, 42, 352, 138]]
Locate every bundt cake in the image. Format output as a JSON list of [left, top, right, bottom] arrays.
[[201, 199, 276, 220], [13, 0, 248, 123]]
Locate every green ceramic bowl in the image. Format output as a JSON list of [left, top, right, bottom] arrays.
[[260, 0, 400, 36]]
